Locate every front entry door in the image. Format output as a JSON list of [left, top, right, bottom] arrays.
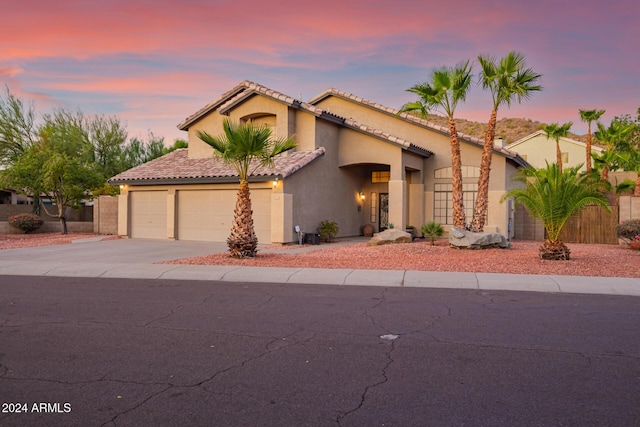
[[379, 193, 389, 231]]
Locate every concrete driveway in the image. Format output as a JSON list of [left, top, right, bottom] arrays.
[[0, 238, 228, 264]]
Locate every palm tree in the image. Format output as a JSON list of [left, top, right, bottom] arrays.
[[617, 149, 640, 197], [578, 108, 605, 173], [594, 121, 634, 180], [198, 119, 297, 258], [542, 122, 573, 173], [400, 61, 473, 228], [504, 163, 609, 260], [470, 52, 542, 232]]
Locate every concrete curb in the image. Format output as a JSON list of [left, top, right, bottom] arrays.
[[1, 260, 638, 296]]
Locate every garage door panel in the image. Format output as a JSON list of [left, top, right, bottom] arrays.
[[177, 189, 271, 243], [130, 191, 167, 239]]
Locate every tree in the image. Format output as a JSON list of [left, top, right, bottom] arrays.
[[163, 139, 188, 155], [617, 149, 640, 197], [594, 121, 634, 180], [579, 108, 605, 173], [471, 52, 542, 232], [0, 109, 104, 234], [503, 163, 609, 260], [400, 61, 473, 228], [120, 132, 167, 171], [87, 115, 128, 179], [542, 122, 573, 173], [0, 86, 37, 167], [198, 119, 296, 258]]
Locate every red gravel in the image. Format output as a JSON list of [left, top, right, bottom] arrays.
[[165, 239, 640, 278], [0, 232, 118, 250]]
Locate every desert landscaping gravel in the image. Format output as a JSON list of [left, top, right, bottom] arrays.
[[166, 239, 640, 278], [2, 233, 638, 278], [0, 232, 101, 249]]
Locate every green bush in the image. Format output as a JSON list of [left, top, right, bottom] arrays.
[[421, 221, 444, 245], [317, 220, 339, 242], [8, 213, 44, 233], [616, 219, 640, 241]]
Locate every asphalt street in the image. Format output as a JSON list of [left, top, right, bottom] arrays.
[[1, 275, 639, 426]]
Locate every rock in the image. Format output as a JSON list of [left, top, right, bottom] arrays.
[[448, 226, 511, 249], [368, 229, 413, 246]]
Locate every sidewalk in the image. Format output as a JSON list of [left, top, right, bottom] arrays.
[[0, 236, 638, 296]]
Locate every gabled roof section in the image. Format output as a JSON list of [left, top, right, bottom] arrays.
[[177, 80, 433, 158], [109, 148, 325, 186], [177, 80, 323, 130], [308, 88, 528, 167], [507, 130, 603, 152]]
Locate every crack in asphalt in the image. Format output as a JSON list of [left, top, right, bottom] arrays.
[[336, 339, 396, 426], [142, 303, 185, 327], [101, 329, 315, 426]]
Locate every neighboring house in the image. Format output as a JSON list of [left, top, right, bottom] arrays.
[[109, 81, 527, 243], [506, 130, 603, 172]]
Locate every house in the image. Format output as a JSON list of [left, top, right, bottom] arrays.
[[109, 81, 527, 243], [506, 130, 603, 172]]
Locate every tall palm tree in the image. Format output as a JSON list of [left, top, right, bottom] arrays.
[[471, 52, 542, 232], [503, 163, 609, 260], [594, 121, 634, 180], [400, 61, 473, 228], [578, 108, 605, 173], [198, 119, 296, 258], [542, 122, 573, 173]]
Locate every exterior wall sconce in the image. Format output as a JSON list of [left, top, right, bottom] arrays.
[[359, 192, 365, 201], [272, 177, 279, 188]]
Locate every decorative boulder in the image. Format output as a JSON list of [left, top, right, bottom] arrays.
[[448, 226, 511, 249], [368, 229, 413, 246]]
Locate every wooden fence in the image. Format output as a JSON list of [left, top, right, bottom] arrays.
[[515, 204, 619, 244], [559, 205, 619, 244]]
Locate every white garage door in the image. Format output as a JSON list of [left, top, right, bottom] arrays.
[[129, 191, 167, 239], [177, 189, 271, 243]]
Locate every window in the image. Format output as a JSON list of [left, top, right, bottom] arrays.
[[372, 171, 390, 183], [433, 183, 479, 225], [370, 192, 377, 223]]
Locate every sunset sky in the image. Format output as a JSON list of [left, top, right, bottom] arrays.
[[2, 0, 638, 144]]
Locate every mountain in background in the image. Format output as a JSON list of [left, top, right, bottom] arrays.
[[420, 114, 588, 144]]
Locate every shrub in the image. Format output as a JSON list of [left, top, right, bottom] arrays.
[[8, 213, 44, 233], [629, 236, 640, 251], [317, 220, 339, 242], [422, 221, 444, 245], [616, 219, 640, 242]]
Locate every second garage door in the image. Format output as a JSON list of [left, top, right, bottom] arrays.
[[177, 189, 271, 243]]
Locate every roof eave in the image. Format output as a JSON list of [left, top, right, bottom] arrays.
[[109, 175, 278, 187]]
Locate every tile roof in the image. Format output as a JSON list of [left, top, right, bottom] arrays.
[[109, 148, 325, 185], [178, 80, 433, 157], [177, 80, 323, 130]]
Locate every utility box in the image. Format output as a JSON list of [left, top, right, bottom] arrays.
[[304, 233, 320, 245]]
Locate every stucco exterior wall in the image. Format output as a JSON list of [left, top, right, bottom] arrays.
[[508, 133, 601, 171], [282, 120, 368, 239], [186, 112, 224, 158], [315, 95, 516, 233]]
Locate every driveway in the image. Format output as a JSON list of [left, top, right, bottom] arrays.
[[0, 238, 228, 264]]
